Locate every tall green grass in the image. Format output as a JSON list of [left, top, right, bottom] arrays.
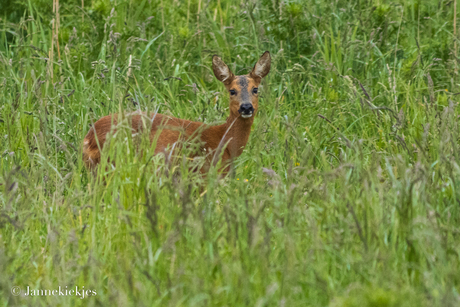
[[1, 0, 460, 306]]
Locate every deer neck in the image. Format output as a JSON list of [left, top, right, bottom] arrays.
[[220, 113, 254, 158]]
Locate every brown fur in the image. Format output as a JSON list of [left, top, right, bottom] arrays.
[[82, 51, 271, 173]]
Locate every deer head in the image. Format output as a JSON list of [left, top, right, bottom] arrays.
[[212, 51, 271, 120]]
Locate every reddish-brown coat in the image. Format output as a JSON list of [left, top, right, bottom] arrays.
[[82, 51, 271, 173]]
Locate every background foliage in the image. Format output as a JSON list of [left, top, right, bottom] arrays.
[[1, 0, 460, 306]]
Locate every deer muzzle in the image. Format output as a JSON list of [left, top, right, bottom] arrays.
[[239, 103, 254, 118]]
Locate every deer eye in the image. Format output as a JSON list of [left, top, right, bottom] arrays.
[[252, 88, 258, 94], [230, 89, 236, 96]]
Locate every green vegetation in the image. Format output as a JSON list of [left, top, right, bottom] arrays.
[[1, 0, 460, 305]]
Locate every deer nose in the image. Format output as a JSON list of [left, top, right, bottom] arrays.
[[239, 103, 254, 115]]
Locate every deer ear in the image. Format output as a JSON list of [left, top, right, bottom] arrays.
[[250, 51, 271, 81], [212, 55, 235, 85]]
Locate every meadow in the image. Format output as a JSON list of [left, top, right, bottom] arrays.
[[1, 0, 460, 306]]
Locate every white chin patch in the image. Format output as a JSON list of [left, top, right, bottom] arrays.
[[241, 113, 253, 118]]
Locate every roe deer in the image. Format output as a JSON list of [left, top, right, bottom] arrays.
[[83, 51, 271, 173]]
